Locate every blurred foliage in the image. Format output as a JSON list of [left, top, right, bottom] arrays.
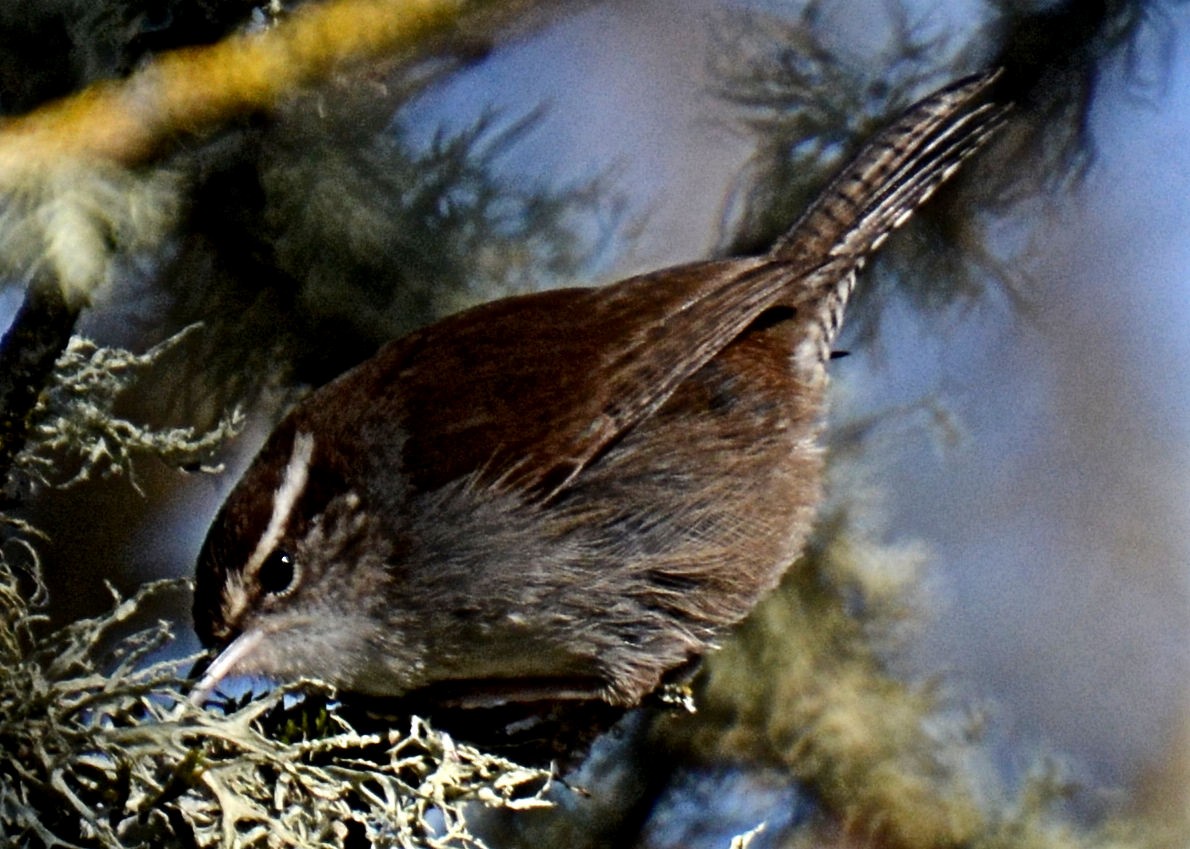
[[0, 161, 183, 308], [0, 0, 613, 426], [713, 0, 974, 256], [661, 447, 985, 847], [148, 87, 618, 431], [712, 0, 1188, 345], [651, 443, 1182, 849], [0, 0, 261, 114]]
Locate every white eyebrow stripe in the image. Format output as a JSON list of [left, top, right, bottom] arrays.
[[245, 431, 315, 579]]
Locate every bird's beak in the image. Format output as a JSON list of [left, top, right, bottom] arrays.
[[190, 629, 264, 705]]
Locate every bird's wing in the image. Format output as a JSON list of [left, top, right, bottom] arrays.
[[327, 70, 1006, 499], [340, 255, 794, 497]]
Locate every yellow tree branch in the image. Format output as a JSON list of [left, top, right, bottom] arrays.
[[0, 0, 470, 168], [0, 0, 535, 305], [0, 0, 494, 482]]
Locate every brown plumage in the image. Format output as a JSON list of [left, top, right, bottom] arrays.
[[192, 71, 1007, 709]]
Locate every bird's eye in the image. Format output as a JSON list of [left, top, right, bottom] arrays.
[[258, 549, 298, 597]]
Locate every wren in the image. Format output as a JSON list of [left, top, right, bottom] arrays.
[[192, 72, 1006, 708]]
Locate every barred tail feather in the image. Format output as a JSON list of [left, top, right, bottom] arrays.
[[773, 70, 1007, 364], [772, 70, 1007, 268]]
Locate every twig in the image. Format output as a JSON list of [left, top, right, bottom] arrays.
[[0, 274, 80, 505]]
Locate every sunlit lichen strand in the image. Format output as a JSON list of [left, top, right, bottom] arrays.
[[0, 530, 550, 848]]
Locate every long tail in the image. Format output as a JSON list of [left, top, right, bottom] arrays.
[[445, 72, 1009, 497], [774, 70, 1008, 359]]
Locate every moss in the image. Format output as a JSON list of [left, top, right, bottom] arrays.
[[0, 537, 550, 848]]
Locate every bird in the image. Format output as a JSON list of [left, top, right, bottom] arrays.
[[191, 71, 1006, 712]]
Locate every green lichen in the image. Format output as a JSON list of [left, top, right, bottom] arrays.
[[0, 539, 550, 848]]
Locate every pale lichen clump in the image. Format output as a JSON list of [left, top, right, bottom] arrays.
[[0, 323, 551, 848], [11, 326, 244, 495], [0, 536, 551, 848]]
